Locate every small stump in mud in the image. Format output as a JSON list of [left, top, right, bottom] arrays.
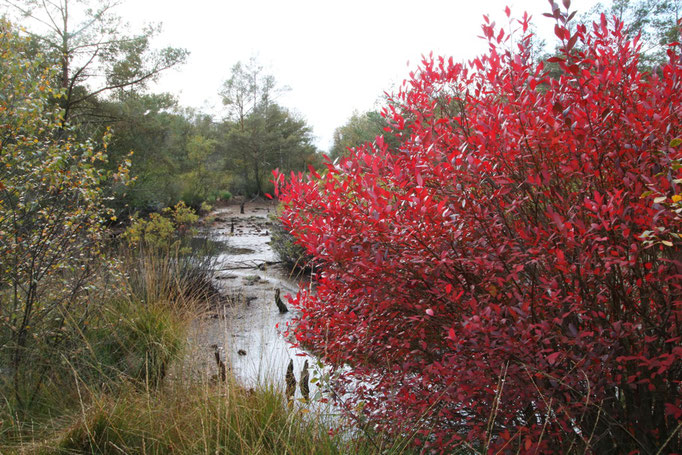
[[211, 344, 227, 382], [285, 359, 296, 401], [300, 359, 310, 402], [275, 288, 288, 313]]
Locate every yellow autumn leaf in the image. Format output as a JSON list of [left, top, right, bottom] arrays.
[[487, 284, 498, 297]]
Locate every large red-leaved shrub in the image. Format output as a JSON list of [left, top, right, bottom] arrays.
[[276, 3, 682, 453]]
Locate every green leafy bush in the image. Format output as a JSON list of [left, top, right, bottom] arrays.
[[0, 19, 129, 409], [123, 201, 199, 252]]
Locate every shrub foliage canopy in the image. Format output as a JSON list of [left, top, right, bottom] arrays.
[[277, 5, 682, 453], [0, 19, 125, 407]]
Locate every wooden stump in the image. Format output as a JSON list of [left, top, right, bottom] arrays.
[[299, 359, 310, 402], [211, 344, 227, 382], [285, 359, 296, 401], [275, 288, 288, 313]]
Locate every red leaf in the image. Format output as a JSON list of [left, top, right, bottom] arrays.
[[664, 403, 682, 419], [308, 164, 320, 179], [555, 24, 565, 40], [547, 352, 561, 365]]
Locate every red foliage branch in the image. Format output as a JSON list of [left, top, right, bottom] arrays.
[[276, 5, 682, 453]]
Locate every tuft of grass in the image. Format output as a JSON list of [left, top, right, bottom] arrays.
[[51, 379, 347, 455], [120, 243, 221, 312], [81, 298, 186, 389]]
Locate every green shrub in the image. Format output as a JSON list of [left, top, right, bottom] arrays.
[[179, 190, 204, 210], [123, 201, 199, 253], [199, 200, 213, 215], [0, 19, 131, 411]]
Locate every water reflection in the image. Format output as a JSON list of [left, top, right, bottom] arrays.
[[189, 203, 337, 418]]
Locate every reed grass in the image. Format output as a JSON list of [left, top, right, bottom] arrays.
[[48, 377, 345, 454]]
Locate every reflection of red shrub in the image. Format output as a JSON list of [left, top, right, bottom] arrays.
[[276, 6, 682, 453]]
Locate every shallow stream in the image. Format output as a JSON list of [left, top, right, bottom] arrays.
[[188, 202, 334, 413]]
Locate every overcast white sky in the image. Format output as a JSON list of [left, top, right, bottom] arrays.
[[16, 0, 603, 152]]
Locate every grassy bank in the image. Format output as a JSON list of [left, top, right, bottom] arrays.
[[22, 378, 344, 454], [0, 241, 409, 454]]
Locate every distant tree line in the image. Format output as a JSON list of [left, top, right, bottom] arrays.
[[3, 0, 321, 218]]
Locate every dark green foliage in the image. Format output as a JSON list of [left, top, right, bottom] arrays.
[[330, 110, 400, 160], [222, 103, 320, 196], [219, 58, 322, 197], [269, 211, 310, 270], [96, 94, 235, 214], [101, 86, 318, 213], [103, 94, 198, 214]]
